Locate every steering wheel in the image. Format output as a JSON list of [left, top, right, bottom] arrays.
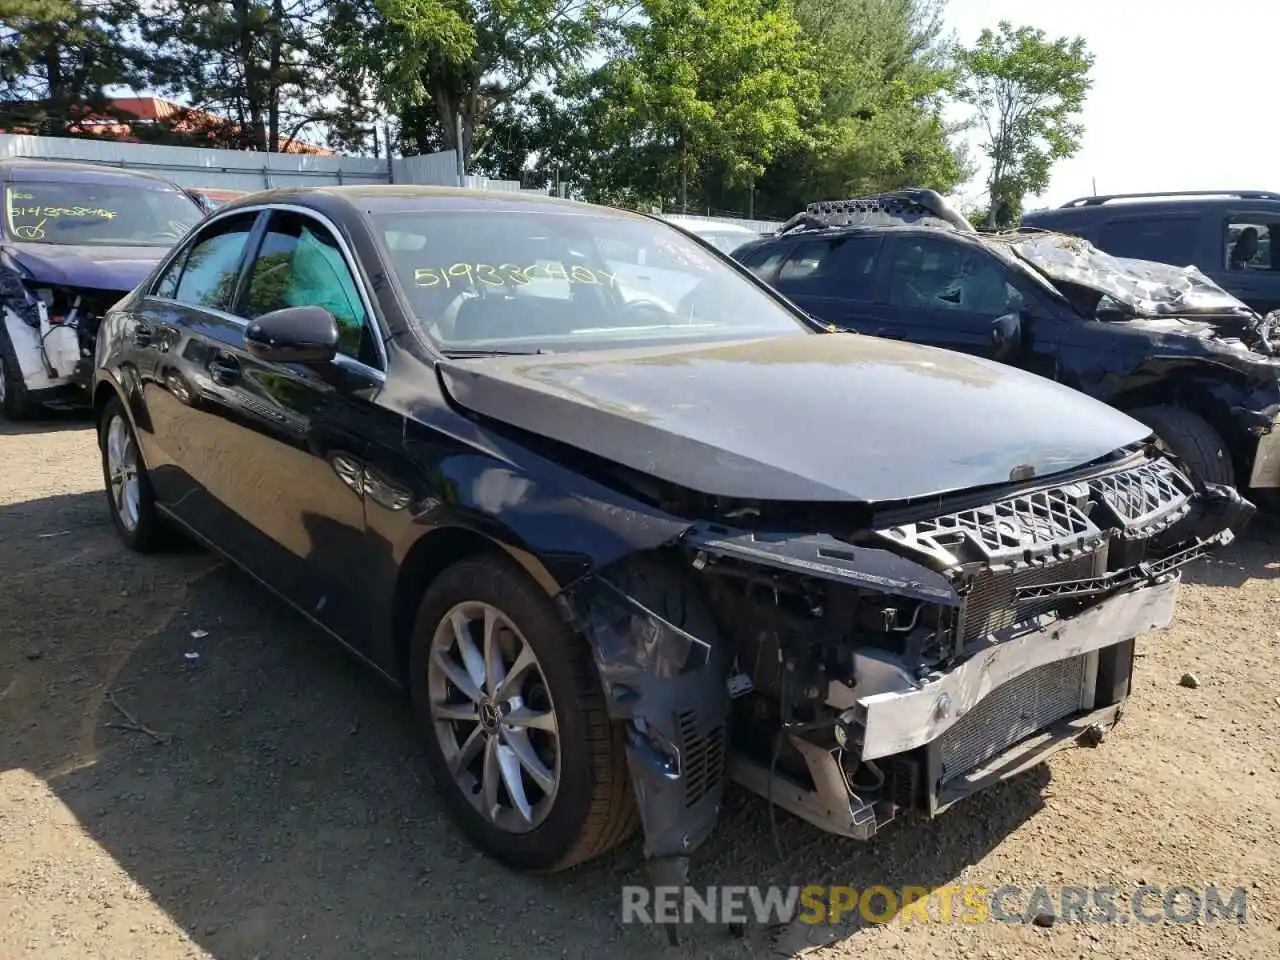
[[620, 299, 674, 326]]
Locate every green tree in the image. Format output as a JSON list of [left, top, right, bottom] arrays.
[[139, 0, 339, 152], [741, 0, 969, 219], [0, 0, 140, 134], [955, 20, 1094, 229], [330, 0, 598, 168], [558, 0, 817, 212]]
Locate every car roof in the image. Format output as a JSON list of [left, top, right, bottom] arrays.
[[0, 157, 184, 189], [214, 184, 673, 225], [736, 222, 979, 252], [1025, 190, 1280, 222]]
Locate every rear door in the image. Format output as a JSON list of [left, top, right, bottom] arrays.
[[769, 234, 885, 331], [132, 210, 264, 515]]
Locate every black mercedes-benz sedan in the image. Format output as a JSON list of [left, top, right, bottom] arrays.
[[92, 185, 1248, 933]]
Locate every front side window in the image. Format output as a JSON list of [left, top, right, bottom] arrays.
[[1225, 220, 1277, 271], [886, 237, 1022, 316], [372, 207, 812, 353], [166, 214, 258, 311], [3, 180, 201, 246], [242, 211, 372, 360]]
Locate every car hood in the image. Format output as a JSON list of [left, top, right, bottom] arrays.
[[436, 334, 1152, 503], [1000, 232, 1254, 318], [0, 241, 163, 293]]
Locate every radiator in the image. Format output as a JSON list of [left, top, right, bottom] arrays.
[[937, 653, 1089, 785]]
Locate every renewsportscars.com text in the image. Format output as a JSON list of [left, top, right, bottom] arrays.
[[621, 883, 1249, 926]]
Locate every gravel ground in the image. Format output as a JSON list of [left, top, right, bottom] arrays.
[[1, 416, 1278, 959]]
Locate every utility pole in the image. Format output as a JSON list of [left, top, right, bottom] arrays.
[[456, 114, 466, 186]]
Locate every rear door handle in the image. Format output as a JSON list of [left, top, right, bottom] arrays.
[[209, 356, 241, 385]]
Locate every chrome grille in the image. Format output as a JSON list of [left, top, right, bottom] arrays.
[[960, 554, 1097, 643], [938, 655, 1088, 784], [1093, 459, 1193, 530]]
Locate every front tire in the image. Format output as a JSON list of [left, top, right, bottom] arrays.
[[98, 396, 165, 551], [0, 324, 36, 420], [409, 555, 637, 872], [1129, 405, 1235, 487]]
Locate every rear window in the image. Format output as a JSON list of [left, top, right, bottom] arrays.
[[1096, 217, 1201, 267], [372, 207, 811, 353], [3, 180, 201, 246]]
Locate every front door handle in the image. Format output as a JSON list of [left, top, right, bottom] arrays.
[[209, 356, 241, 385], [133, 323, 155, 347]]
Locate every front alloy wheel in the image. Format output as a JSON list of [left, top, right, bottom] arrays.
[[428, 601, 561, 833], [410, 556, 636, 872]]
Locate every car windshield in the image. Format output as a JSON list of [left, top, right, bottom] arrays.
[[3, 180, 202, 246], [372, 206, 814, 353]]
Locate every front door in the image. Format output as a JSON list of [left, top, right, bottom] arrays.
[[870, 234, 1026, 358], [205, 208, 393, 644]]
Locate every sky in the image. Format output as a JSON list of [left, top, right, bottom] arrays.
[[941, 0, 1277, 211]]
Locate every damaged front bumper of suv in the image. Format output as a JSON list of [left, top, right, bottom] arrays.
[[560, 449, 1250, 912]]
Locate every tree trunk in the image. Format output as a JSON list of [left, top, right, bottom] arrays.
[[267, 0, 283, 152]]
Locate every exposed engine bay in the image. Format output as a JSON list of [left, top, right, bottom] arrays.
[[1, 264, 114, 406], [561, 443, 1248, 926]]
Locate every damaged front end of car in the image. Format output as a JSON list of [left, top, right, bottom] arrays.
[[1, 252, 118, 407], [556, 444, 1248, 936]]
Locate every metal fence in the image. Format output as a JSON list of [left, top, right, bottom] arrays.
[[661, 211, 784, 234], [0, 134, 531, 193], [0, 135, 775, 229], [0, 133, 391, 190]]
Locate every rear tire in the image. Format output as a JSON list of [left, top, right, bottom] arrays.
[[98, 396, 166, 552], [0, 324, 37, 420], [409, 555, 637, 872], [1129, 405, 1235, 487]]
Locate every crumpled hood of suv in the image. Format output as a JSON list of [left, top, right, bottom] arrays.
[[1003, 232, 1253, 318], [437, 333, 1152, 503]]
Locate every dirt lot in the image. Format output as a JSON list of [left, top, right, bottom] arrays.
[[1, 416, 1278, 960]]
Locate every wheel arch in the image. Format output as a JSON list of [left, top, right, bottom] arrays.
[[390, 523, 566, 686]]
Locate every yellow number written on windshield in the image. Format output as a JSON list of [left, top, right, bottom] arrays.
[[413, 261, 620, 289]]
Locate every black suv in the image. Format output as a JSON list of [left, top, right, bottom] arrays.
[[732, 190, 1280, 497], [1022, 190, 1280, 316]]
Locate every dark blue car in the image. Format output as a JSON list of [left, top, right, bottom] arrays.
[[0, 158, 202, 418]]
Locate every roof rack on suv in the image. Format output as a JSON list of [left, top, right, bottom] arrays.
[[1060, 190, 1280, 207], [778, 188, 975, 235]]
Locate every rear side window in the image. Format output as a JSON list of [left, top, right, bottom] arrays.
[[1096, 216, 1200, 267], [776, 235, 881, 300], [734, 243, 787, 279], [1225, 220, 1279, 271]]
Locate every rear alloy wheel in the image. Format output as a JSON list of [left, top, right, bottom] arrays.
[[99, 397, 165, 551], [410, 556, 636, 872]]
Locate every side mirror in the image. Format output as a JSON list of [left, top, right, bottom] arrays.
[[245, 306, 339, 365], [990, 311, 1022, 361]]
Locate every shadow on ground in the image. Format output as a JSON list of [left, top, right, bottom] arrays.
[[0, 408, 92, 437], [6, 482, 1266, 957]]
